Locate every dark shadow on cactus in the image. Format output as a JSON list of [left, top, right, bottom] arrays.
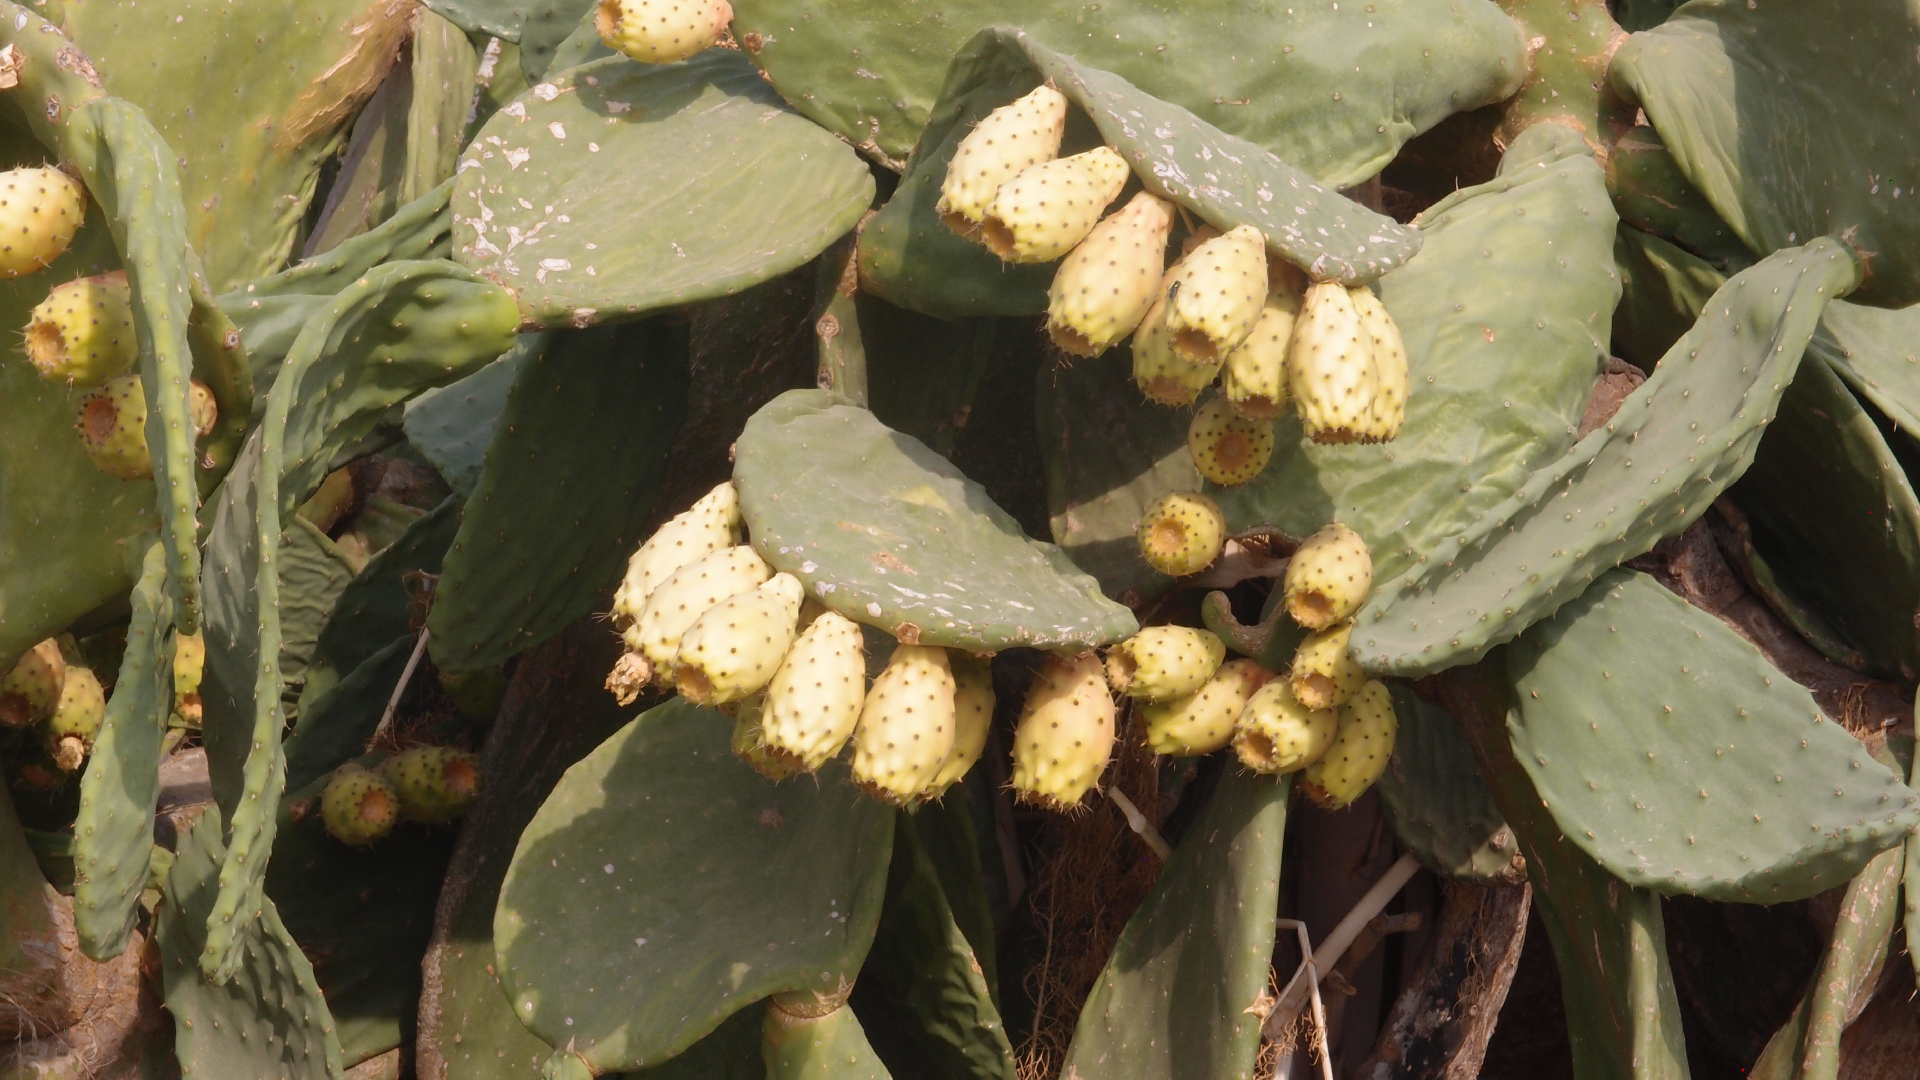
[[1662, 894, 1822, 1080]]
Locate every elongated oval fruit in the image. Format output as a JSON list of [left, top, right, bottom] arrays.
[[594, 0, 733, 64], [75, 374, 150, 481], [1288, 281, 1379, 444], [980, 146, 1129, 264], [1284, 523, 1373, 629], [675, 572, 805, 706], [929, 652, 995, 796], [1046, 192, 1176, 357], [1166, 224, 1268, 364], [1188, 393, 1276, 486], [1132, 286, 1221, 406], [0, 167, 84, 279], [1288, 622, 1367, 710], [1141, 657, 1270, 756], [173, 630, 206, 727], [27, 270, 137, 387], [1137, 491, 1225, 578], [851, 644, 957, 804], [379, 747, 482, 824], [1105, 625, 1225, 703], [612, 481, 742, 647], [760, 610, 867, 773], [1011, 649, 1115, 810], [1349, 286, 1409, 442], [0, 639, 66, 727], [730, 696, 800, 782], [1233, 679, 1337, 774], [1221, 290, 1300, 420], [630, 545, 773, 681], [1302, 680, 1397, 808], [938, 84, 1069, 237], [321, 765, 399, 846], [46, 666, 105, 772]]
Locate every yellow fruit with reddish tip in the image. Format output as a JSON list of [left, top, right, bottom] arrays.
[[1136, 491, 1225, 578], [980, 146, 1129, 264], [1233, 679, 1336, 774], [1284, 523, 1373, 629], [1188, 394, 1275, 487]]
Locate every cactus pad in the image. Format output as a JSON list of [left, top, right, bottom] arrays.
[[1374, 686, 1519, 881]]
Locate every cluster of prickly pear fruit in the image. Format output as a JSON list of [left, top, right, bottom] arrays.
[[0, 638, 105, 773], [319, 746, 481, 846]]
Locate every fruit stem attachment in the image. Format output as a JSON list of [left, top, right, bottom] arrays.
[[372, 628, 431, 747]]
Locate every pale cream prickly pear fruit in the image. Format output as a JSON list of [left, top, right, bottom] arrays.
[[1046, 192, 1176, 357], [1104, 626, 1225, 703], [0, 639, 66, 727], [1288, 281, 1379, 444], [321, 764, 399, 846], [938, 85, 1069, 237], [612, 481, 742, 647], [674, 572, 805, 707], [1141, 657, 1271, 756], [1136, 491, 1225, 578], [0, 167, 84, 279], [1302, 680, 1397, 808], [45, 666, 105, 772], [629, 545, 772, 683], [1284, 523, 1373, 629], [761, 610, 867, 773], [1188, 393, 1275, 487], [1131, 285, 1221, 406], [851, 644, 957, 804], [75, 374, 151, 481], [1220, 289, 1300, 420], [1349, 285, 1409, 442], [1010, 649, 1115, 810], [1165, 224, 1268, 365], [980, 146, 1129, 264], [928, 652, 995, 796], [731, 696, 801, 782], [1288, 622, 1367, 710], [1233, 679, 1337, 774], [28, 270, 136, 387], [594, 0, 733, 64]]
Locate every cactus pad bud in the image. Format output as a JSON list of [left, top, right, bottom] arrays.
[[1046, 192, 1176, 357], [321, 765, 400, 846], [629, 544, 773, 682], [980, 146, 1130, 264], [379, 747, 482, 824], [46, 666, 105, 771], [1288, 281, 1380, 444], [1220, 290, 1300, 420], [1233, 679, 1337, 774], [1104, 626, 1225, 703], [0, 167, 84, 279], [1166, 224, 1269, 364], [1188, 393, 1276, 487], [1284, 523, 1373, 629], [26, 270, 137, 387], [674, 572, 805, 706], [75, 374, 152, 481], [851, 644, 957, 804], [1349, 286, 1408, 442], [1131, 287, 1222, 406], [929, 652, 995, 796], [1136, 491, 1226, 578], [761, 610, 867, 773], [1, 639, 66, 727], [1288, 622, 1367, 710], [594, 0, 733, 64], [1301, 680, 1397, 808], [937, 85, 1069, 237], [1141, 657, 1270, 756], [1010, 649, 1115, 810], [612, 482, 742, 648]]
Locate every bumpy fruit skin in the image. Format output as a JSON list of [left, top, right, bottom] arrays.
[[172, 630, 206, 726], [1188, 393, 1276, 487], [1136, 491, 1226, 578], [1141, 657, 1270, 756], [187, 379, 218, 440], [851, 644, 957, 804], [0, 639, 66, 727], [1288, 622, 1366, 710], [929, 652, 995, 796], [730, 700, 800, 783], [1233, 679, 1337, 774], [1166, 224, 1268, 364], [1221, 290, 1299, 420], [1010, 650, 1115, 809], [938, 85, 1068, 237], [674, 572, 805, 706], [1131, 286, 1221, 406], [980, 146, 1129, 264], [629, 545, 772, 683], [761, 610, 867, 772], [437, 666, 506, 724], [0, 167, 83, 280], [321, 765, 400, 846], [46, 666, 105, 771], [379, 747, 482, 824], [1288, 281, 1380, 444], [75, 374, 151, 481], [594, 0, 732, 63], [1349, 286, 1408, 441], [1284, 523, 1373, 629], [1105, 626, 1225, 703], [1046, 192, 1176, 357], [612, 481, 741, 648], [26, 271, 137, 387], [1302, 680, 1397, 808]]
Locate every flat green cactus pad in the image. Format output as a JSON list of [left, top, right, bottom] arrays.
[[1814, 300, 1920, 439], [495, 698, 895, 1072], [1375, 686, 1519, 882], [451, 50, 874, 328], [404, 342, 535, 500], [734, 390, 1138, 650]]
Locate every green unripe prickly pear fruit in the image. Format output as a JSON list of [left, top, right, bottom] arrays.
[[1104, 626, 1225, 703], [1301, 680, 1397, 808], [674, 572, 805, 706], [938, 85, 1068, 238], [761, 610, 867, 773], [321, 764, 400, 846], [612, 481, 742, 647], [1220, 290, 1299, 420], [851, 644, 957, 805], [1046, 192, 1176, 357], [1166, 224, 1269, 365], [45, 666, 105, 772], [1233, 679, 1336, 774], [1349, 286, 1408, 442], [437, 666, 507, 724], [1288, 281, 1379, 444], [981, 146, 1129, 264], [1288, 622, 1366, 710], [75, 374, 151, 480], [1, 639, 66, 727], [0, 167, 84, 279], [1284, 523, 1372, 629], [1136, 491, 1226, 578], [26, 270, 136, 387], [928, 652, 995, 796], [730, 696, 800, 782], [1141, 657, 1270, 756], [628, 544, 773, 685], [1131, 285, 1222, 406], [594, 0, 733, 64], [1010, 649, 1115, 810], [378, 747, 481, 824], [1188, 393, 1276, 487]]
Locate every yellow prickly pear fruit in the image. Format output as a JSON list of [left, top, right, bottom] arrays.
[[1104, 626, 1225, 703], [731, 697, 801, 782], [630, 545, 773, 682], [45, 666, 105, 772], [1302, 680, 1397, 808], [173, 630, 205, 727], [379, 747, 482, 824], [188, 379, 218, 441], [1166, 224, 1268, 365], [761, 610, 867, 772], [594, 0, 733, 64], [0, 167, 84, 279], [1288, 281, 1379, 444], [1010, 649, 1115, 810], [980, 146, 1129, 264], [1187, 394, 1275, 487], [1136, 491, 1225, 578], [1233, 679, 1337, 774], [851, 644, 957, 804], [937, 85, 1069, 237], [321, 764, 399, 846], [1046, 192, 1176, 357], [1220, 290, 1299, 420], [612, 481, 742, 646], [75, 374, 151, 481], [929, 652, 994, 796], [1284, 523, 1373, 629], [0, 639, 66, 727], [1141, 657, 1270, 756], [1131, 287, 1221, 406], [1288, 622, 1366, 710], [674, 572, 805, 706], [26, 271, 137, 387], [1349, 286, 1408, 442]]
